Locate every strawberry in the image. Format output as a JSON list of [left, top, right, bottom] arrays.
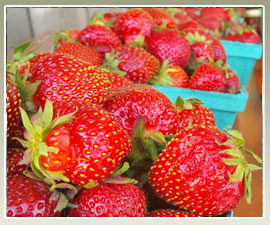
[[18, 100, 131, 187], [173, 12, 191, 27], [54, 29, 79, 47], [180, 28, 212, 41], [224, 28, 261, 44], [149, 126, 262, 216], [111, 8, 155, 46], [147, 209, 196, 217], [97, 68, 134, 93], [68, 182, 146, 217], [6, 74, 21, 143], [196, 15, 223, 38], [7, 174, 62, 217], [200, 8, 231, 22], [224, 68, 241, 94], [179, 20, 201, 31], [150, 60, 189, 88], [147, 30, 191, 69], [189, 63, 226, 92], [7, 123, 26, 149], [19, 52, 50, 79], [30, 53, 112, 109], [90, 10, 122, 27], [142, 8, 177, 30], [53, 42, 103, 66], [103, 84, 179, 137], [185, 32, 214, 72], [77, 24, 122, 55], [7, 148, 27, 176], [179, 8, 201, 20], [103, 45, 159, 83], [210, 38, 227, 64], [175, 96, 216, 132]]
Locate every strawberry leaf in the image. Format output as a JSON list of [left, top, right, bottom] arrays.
[[84, 180, 98, 189], [244, 169, 252, 204], [242, 148, 262, 163], [39, 142, 59, 157], [104, 176, 138, 184], [53, 192, 69, 213], [42, 100, 54, 129], [19, 107, 37, 136], [219, 148, 242, 157], [11, 40, 32, 61], [248, 164, 262, 171], [111, 162, 130, 177], [148, 132, 167, 145]]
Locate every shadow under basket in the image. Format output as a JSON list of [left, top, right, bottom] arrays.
[[151, 85, 248, 131], [221, 40, 262, 88]]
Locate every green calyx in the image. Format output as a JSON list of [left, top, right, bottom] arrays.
[[149, 60, 174, 87], [14, 100, 77, 186], [53, 30, 80, 48], [175, 95, 204, 110], [100, 52, 126, 76], [185, 31, 210, 45], [220, 129, 262, 204], [7, 39, 46, 112], [128, 35, 145, 48]]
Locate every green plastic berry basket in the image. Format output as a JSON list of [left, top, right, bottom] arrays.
[[151, 85, 248, 131], [220, 40, 262, 87]]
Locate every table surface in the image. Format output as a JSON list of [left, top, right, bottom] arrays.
[[7, 35, 264, 217]]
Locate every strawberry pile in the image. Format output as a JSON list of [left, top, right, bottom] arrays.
[[6, 7, 262, 217]]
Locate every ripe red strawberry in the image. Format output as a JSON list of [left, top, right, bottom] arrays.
[[185, 32, 214, 72], [147, 30, 191, 68], [6, 74, 21, 142], [175, 96, 216, 132], [149, 126, 261, 216], [19, 53, 50, 79], [7, 124, 26, 149], [103, 84, 179, 136], [142, 8, 177, 30], [179, 20, 201, 31], [68, 182, 146, 217], [30, 53, 112, 109], [210, 38, 227, 64], [196, 15, 223, 38], [18, 100, 131, 187], [150, 60, 189, 88], [7, 148, 27, 176], [77, 24, 122, 55], [189, 63, 226, 92], [224, 29, 261, 44], [178, 8, 200, 20], [173, 12, 191, 27], [200, 8, 231, 22], [147, 209, 196, 217], [103, 45, 159, 83], [224, 68, 241, 94], [7, 174, 61, 217], [95, 68, 134, 93], [53, 42, 103, 66], [111, 8, 155, 45]]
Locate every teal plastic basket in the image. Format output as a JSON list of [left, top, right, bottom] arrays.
[[221, 40, 262, 87], [151, 85, 248, 131]]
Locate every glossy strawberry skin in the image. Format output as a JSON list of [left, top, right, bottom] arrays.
[[196, 15, 223, 38], [189, 63, 226, 92], [7, 74, 21, 143], [68, 183, 146, 217], [103, 84, 179, 136], [52, 101, 131, 186], [7, 148, 27, 176], [112, 8, 155, 44], [210, 38, 227, 64], [7, 175, 61, 217], [142, 8, 177, 30], [225, 31, 261, 44], [224, 68, 241, 94], [179, 20, 201, 31], [167, 65, 189, 88], [102, 70, 134, 93], [30, 53, 112, 109], [147, 209, 195, 217], [114, 45, 159, 83], [19, 53, 50, 79], [200, 8, 231, 22], [7, 124, 26, 149], [53, 42, 103, 66], [147, 30, 191, 68], [177, 104, 216, 132], [78, 24, 122, 55], [149, 126, 245, 216], [189, 41, 214, 65]]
